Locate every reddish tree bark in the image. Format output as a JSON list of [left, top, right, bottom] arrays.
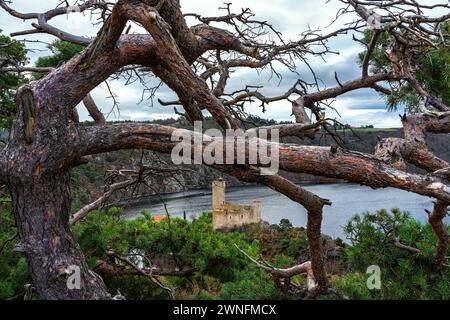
[[428, 201, 450, 268], [0, 0, 449, 299]]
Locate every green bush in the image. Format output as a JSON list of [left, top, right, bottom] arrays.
[[33, 40, 84, 80], [218, 269, 278, 300], [2, 202, 448, 300], [191, 290, 218, 300], [340, 209, 450, 299], [332, 273, 376, 300], [0, 192, 30, 299], [73, 209, 259, 298], [243, 220, 309, 261], [0, 31, 28, 130], [358, 24, 450, 112]]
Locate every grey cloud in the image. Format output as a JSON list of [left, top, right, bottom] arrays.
[[343, 111, 402, 128], [1, 0, 399, 127], [346, 102, 386, 110]]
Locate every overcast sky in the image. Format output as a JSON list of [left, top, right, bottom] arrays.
[[0, 0, 433, 127]]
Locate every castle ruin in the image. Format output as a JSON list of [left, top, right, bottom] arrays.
[[212, 180, 261, 230]]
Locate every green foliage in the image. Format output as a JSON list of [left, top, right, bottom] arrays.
[[76, 210, 256, 280], [339, 209, 450, 299], [332, 273, 375, 300], [33, 40, 84, 80], [73, 164, 103, 184], [218, 269, 278, 300], [2, 201, 448, 300], [70, 189, 91, 214], [73, 211, 312, 300], [358, 25, 450, 112], [0, 38, 83, 130], [191, 290, 218, 300], [358, 30, 393, 75], [73, 209, 258, 298], [70, 164, 104, 213], [243, 220, 309, 261], [0, 191, 30, 299], [0, 31, 28, 130], [278, 218, 293, 232]]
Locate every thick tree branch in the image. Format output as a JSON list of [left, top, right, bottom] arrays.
[[376, 112, 450, 174], [95, 259, 196, 278], [70, 179, 133, 225], [78, 123, 450, 203], [106, 250, 174, 299], [300, 73, 398, 104], [235, 245, 317, 295], [82, 94, 106, 125], [220, 168, 330, 294], [0, 0, 97, 45], [428, 200, 450, 269], [122, 2, 241, 129]]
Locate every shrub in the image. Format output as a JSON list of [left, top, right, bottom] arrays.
[[218, 269, 278, 300], [0, 191, 31, 299], [340, 209, 450, 299], [332, 273, 377, 300], [73, 209, 258, 298]]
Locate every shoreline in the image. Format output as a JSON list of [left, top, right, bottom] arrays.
[[114, 181, 347, 210]]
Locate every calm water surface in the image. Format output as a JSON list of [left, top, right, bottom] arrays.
[[124, 183, 449, 240]]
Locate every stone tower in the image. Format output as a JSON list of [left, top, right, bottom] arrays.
[[211, 180, 261, 230], [212, 180, 226, 211]]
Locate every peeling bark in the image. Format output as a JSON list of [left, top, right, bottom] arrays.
[[428, 201, 450, 269], [2, 83, 110, 299], [10, 175, 109, 299], [376, 113, 450, 173]]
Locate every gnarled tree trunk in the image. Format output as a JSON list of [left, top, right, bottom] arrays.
[[1, 85, 110, 299], [9, 173, 108, 299], [306, 208, 329, 294]]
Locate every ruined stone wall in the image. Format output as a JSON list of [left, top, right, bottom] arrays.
[[211, 180, 261, 230], [213, 202, 261, 230], [212, 180, 226, 211]]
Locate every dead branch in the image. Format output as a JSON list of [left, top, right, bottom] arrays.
[[70, 164, 193, 225], [393, 238, 421, 254], [106, 250, 175, 299], [70, 179, 133, 225], [82, 94, 107, 125], [235, 244, 318, 296], [95, 259, 196, 278]]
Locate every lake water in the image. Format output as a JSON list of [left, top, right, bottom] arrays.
[[124, 183, 449, 240]]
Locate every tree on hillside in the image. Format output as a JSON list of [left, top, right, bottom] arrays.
[[33, 40, 84, 80], [0, 0, 449, 299], [0, 31, 27, 130], [358, 22, 450, 112]]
